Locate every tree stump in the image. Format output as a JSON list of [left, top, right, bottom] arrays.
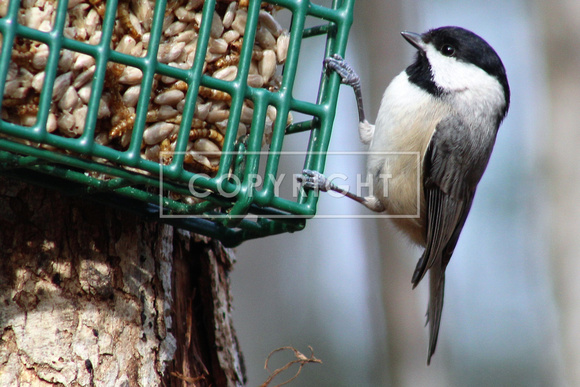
[[0, 177, 245, 386]]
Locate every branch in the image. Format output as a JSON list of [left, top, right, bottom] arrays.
[[260, 346, 322, 387]]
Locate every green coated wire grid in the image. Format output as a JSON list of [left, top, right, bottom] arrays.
[[0, 0, 355, 247]]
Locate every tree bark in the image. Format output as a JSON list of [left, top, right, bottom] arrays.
[[0, 177, 245, 386]]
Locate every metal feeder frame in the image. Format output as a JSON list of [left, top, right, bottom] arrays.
[[0, 0, 355, 246]]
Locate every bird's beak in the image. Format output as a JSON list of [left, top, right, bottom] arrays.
[[401, 31, 427, 52]]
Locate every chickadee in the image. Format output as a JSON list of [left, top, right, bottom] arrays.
[[300, 26, 510, 364]]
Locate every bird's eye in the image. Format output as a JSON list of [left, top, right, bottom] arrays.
[[441, 44, 455, 57]]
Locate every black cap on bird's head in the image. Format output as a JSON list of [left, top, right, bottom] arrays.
[[402, 26, 510, 119]]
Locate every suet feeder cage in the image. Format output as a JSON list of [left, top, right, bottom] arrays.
[[0, 0, 355, 246]]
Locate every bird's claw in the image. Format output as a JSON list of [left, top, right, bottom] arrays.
[[297, 169, 332, 192], [323, 54, 361, 88]]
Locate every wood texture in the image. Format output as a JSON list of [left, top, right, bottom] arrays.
[[0, 177, 244, 386]]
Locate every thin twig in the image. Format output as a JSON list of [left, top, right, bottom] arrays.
[[260, 346, 322, 387]]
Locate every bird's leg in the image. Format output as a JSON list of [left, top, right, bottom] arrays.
[[324, 54, 366, 123], [298, 169, 385, 213], [311, 55, 381, 211], [324, 54, 374, 144]]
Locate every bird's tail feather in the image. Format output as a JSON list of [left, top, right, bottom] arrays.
[[426, 264, 445, 365]]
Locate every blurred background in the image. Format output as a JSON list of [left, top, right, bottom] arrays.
[[231, 0, 579, 385]]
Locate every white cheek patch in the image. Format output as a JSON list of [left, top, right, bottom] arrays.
[[424, 44, 506, 113]]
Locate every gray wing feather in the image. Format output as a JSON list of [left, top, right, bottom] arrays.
[[412, 114, 496, 364]]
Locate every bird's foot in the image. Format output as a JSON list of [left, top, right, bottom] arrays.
[[297, 169, 333, 192], [323, 54, 361, 88]]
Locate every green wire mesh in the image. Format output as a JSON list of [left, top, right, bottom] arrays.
[[0, 0, 354, 247]]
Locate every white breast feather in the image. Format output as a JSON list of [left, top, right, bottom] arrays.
[[368, 73, 450, 245]]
